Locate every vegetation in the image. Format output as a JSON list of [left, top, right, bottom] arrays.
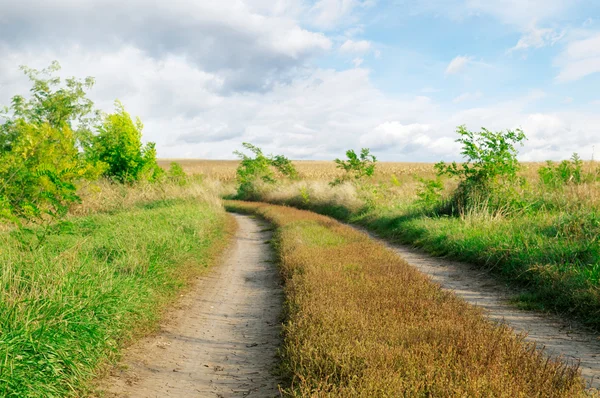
[[227, 129, 600, 331], [0, 198, 229, 396], [233, 143, 297, 199], [434, 126, 526, 215], [226, 201, 585, 397], [0, 62, 102, 228], [0, 63, 230, 396], [331, 148, 377, 185], [90, 101, 162, 183]]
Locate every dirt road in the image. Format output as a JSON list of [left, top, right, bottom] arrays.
[[102, 214, 282, 397], [364, 231, 600, 390]]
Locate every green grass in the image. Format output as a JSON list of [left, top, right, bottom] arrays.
[[0, 199, 229, 397], [351, 207, 600, 328]]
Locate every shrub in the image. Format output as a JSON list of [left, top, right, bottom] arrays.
[[233, 143, 297, 199], [167, 162, 188, 186], [0, 62, 102, 232], [539, 153, 584, 188], [89, 101, 162, 183], [435, 125, 526, 215], [416, 177, 444, 208], [331, 148, 377, 186]]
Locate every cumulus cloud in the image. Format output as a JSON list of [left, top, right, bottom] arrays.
[[0, 0, 332, 92], [1, 0, 598, 162], [445, 55, 472, 75]]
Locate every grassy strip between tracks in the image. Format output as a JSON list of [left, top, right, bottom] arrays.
[[0, 199, 231, 397], [226, 200, 586, 397]]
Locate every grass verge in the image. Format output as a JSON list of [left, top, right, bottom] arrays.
[[226, 200, 585, 397], [0, 199, 231, 397]]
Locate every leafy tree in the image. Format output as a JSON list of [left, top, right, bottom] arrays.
[[435, 125, 527, 215], [234, 143, 297, 199], [89, 101, 162, 183], [331, 148, 377, 185], [0, 62, 102, 231]]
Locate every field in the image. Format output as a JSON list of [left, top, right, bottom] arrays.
[[168, 159, 600, 331], [158, 159, 437, 182]]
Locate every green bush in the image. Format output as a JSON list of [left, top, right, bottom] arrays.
[[539, 153, 584, 188], [88, 101, 162, 183], [435, 126, 526, 215], [234, 143, 297, 199], [167, 162, 188, 186], [331, 148, 377, 186], [0, 62, 102, 231]]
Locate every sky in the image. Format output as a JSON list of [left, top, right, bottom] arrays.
[[0, 0, 599, 161]]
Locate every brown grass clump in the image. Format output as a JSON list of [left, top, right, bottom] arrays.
[[227, 201, 586, 397], [72, 179, 224, 216]]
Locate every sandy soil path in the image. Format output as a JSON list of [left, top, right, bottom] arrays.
[[360, 229, 600, 390], [101, 214, 282, 398]]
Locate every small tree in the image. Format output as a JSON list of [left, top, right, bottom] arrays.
[[167, 162, 188, 186], [0, 62, 102, 234], [331, 148, 377, 185], [89, 101, 162, 183], [435, 125, 526, 215], [234, 143, 297, 199]]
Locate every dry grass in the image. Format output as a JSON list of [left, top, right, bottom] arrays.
[[227, 201, 586, 397], [158, 159, 437, 183], [72, 179, 225, 216]]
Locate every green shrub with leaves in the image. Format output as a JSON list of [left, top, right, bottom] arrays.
[[234, 143, 297, 199], [0, 62, 102, 233], [167, 162, 188, 186], [416, 177, 445, 208], [331, 148, 377, 186], [435, 125, 526, 215], [88, 101, 162, 183], [539, 153, 584, 188]]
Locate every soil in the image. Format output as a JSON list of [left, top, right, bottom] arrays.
[[99, 214, 283, 397]]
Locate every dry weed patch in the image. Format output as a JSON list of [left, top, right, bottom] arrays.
[[227, 201, 586, 397]]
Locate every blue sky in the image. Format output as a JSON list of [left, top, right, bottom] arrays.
[[0, 0, 599, 161]]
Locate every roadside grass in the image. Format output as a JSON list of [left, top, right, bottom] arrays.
[[226, 201, 586, 397], [251, 178, 600, 331], [0, 199, 230, 397]]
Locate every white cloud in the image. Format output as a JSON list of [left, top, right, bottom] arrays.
[[309, 0, 374, 29], [352, 57, 364, 67], [465, 0, 571, 28], [340, 39, 372, 54], [555, 32, 600, 82], [445, 55, 472, 75], [509, 22, 564, 52], [453, 91, 483, 103]]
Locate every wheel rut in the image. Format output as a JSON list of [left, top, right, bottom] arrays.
[[101, 214, 282, 398], [358, 228, 600, 390]]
